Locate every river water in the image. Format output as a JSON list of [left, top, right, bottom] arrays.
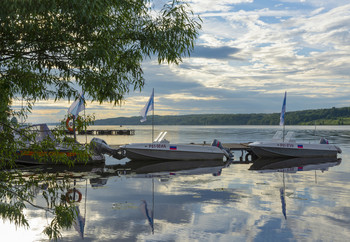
[[2, 125, 350, 241]]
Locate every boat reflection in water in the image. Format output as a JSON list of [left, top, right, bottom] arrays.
[[70, 159, 230, 182], [249, 156, 341, 173], [48, 159, 231, 236], [115, 159, 230, 234], [118, 159, 229, 177], [249, 157, 341, 220]]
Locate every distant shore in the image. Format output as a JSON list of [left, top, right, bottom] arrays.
[[92, 106, 350, 126]]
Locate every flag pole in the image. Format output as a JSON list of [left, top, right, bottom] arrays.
[[280, 91, 287, 142], [152, 107, 154, 142], [68, 91, 85, 142], [152, 89, 155, 142], [283, 92, 286, 142], [139, 88, 154, 141], [83, 90, 87, 145], [73, 115, 77, 142]]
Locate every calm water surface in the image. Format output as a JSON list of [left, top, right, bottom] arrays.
[[2, 125, 350, 241]]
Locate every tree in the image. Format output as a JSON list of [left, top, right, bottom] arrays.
[[0, 0, 201, 121], [0, 0, 201, 239], [0, 0, 202, 166]]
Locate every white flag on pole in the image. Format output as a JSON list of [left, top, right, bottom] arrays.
[[68, 92, 85, 118], [140, 89, 154, 122], [280, 91, 287, 126]]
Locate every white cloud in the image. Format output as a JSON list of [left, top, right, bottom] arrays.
[[279, 0, 350, 9], [179, 2, 350, 102], [188, 0, 253, 13], [162, 93, 219, 101]]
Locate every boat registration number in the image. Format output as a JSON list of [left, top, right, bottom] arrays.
[[148, 144, 167, 149], [277, 143, 294, 148]]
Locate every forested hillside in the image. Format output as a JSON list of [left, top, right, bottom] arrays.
[[94, 107, 350, 125]]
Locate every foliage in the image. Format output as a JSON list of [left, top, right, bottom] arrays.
[[0, 0, 201, 110]]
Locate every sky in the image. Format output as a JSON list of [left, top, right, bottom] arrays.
[[15, 0, 350, 124]]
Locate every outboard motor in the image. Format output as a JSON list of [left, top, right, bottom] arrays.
[[90, 138, 114, 155], [319, 137, 329, 144], [90, 138, 126, 159], [212, 139, 233, 160]]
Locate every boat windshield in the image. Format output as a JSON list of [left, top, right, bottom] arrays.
[[154, 131, 169, 143], [272, 131, 283, 140], [25, 124, 56, 143], [285, 132, 295, 142], [272, 131, 295, 142]]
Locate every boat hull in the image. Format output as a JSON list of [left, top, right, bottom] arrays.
[[15, 149, 105, 165], [122, 143, 225, 161], [249, 142, 341, 158]]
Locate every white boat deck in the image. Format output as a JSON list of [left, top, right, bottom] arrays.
[[110, 143, 251, 151]]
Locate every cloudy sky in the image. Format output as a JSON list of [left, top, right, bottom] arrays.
[[18, 0, 350, 124]]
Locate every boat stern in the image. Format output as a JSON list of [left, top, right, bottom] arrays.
[[335, 145, 342, 154]]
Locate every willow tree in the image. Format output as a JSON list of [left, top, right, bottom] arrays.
[[0, 0, 201, 119], [0, 0, 201, 239], [0, 0, 201, 160]]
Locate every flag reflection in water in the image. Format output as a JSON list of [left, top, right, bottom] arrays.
[[140, 200, 154, 234]]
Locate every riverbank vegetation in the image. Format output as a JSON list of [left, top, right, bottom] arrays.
[[94, 106, 350, 125]]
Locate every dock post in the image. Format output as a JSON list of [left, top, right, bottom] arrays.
[[240, 150, 244, 161]]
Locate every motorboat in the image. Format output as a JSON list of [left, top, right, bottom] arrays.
[[14, 124, 106, 165], [248, 131, 342, 158], [120, 132, 232, 161], [126, 91, 231, 161]]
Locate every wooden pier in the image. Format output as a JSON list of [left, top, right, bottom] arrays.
[[223, 143, 256, 162], [65, 129, 135, 135], [223, 143, 251, 151]]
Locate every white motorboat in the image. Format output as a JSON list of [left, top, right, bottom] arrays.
[[121, 132, 231, 161], [250, 92, 342, 158], [248, 131, 342, 158]]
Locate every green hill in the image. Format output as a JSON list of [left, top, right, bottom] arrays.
[[94, 106, 350, 125]]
